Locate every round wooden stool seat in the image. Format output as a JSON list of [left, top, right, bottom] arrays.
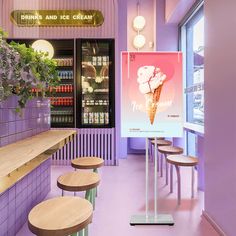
[[151, 139, 172, 146], [28, 196, 93, 236], [57, 171, 100, 192], [157, 146, 183, 186], [71, 157, 104, 170], [166, 155, 198, 166], [166, 155, 198, 205], [148, 137, 165, 141], [150, 140, 172, 178], [158, 145, 183, 155]]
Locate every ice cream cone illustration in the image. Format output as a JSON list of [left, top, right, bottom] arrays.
[[137, 66, 166, 124]]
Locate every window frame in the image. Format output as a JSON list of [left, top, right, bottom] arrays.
[[179, 0, 204, 136]]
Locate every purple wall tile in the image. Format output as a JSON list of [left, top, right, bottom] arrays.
[[0, 97, 50, 147], [0, 219, 7, 235], [8, 122, 16, 135], [0, 137, 9, 146], [0, 123, 9, 137], [0, 206, 8, 224], [9, 109, 16, 122], [0, 192, 8, 210], [8, 135, 16, 144], [0, 109, 3, 123], [0, 159, 51, 235]]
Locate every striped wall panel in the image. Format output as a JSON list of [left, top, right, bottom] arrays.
[[0, 0, 115, 38], [52, 128, 117, 166]]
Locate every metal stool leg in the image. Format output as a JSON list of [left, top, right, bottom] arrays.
[[175, 165, 181, 205], [191, 166, 195, 198], [149, 141, 152, 162], [84, 226, 88, 236], [160, 154, 163, 177], [91, 188, 95, 209], [151, 142, 154, 162], [165, 154, 169, 185], [85, 189, 91, 202], [85, 189, 95, 209], [170, 164, 173, 193], [93, 168, 98, 197], [62, 190, 64, 196]]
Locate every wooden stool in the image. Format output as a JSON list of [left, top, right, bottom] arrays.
[[71, 157, 104, 197], [166, 155, 198, 205], [28, 196, 93, 236], [57, 171, 100, 209], [158, 146, 183, 185], [151, 140, 172, 176], [71, 157, 104, 172], [148, 137, 165, 161]]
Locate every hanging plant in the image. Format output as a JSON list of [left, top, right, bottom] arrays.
[[0, 27, 60, 111]]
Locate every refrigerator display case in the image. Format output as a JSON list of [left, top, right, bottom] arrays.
[[7, 38, 115, 129], [50, 40, 75, 128], [76, 39, 115, 128]]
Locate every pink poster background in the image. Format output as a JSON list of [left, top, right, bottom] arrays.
[[121, 52, 183, 137]]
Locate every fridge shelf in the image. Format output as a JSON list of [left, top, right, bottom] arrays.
[[51, 123, 74, 128], [57, 66, 73, 69], [51, 114, 74, 116], [53, 93, 74, 96], [59, 79, 74, 82], [82, 91, 109, 95], [82, 104, 108, 106], [51, 105, 73, 107]]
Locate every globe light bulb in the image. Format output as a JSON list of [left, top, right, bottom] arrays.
[[133, 15, 146, 31], [32, 40, 54, 59], [133, 34, 146, 49]]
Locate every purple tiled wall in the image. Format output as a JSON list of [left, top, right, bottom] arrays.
[[0, 95, 51, 235], [0, 159, 51, 236], [0, 96, 50, 147]]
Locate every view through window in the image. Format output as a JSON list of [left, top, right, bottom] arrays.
[[185, 8, 204, 125]]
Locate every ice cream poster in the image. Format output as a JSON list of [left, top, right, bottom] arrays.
[[121, 52, 183, 137]]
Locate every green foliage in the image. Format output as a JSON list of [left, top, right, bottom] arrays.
[[0, 29, 60, 111]]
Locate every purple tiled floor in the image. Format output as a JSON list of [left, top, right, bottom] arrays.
[[17, 155, 218, 236]]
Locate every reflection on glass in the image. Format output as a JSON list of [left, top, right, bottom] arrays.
[[186, 14, 204, 125], [81, 41, 110, 125]]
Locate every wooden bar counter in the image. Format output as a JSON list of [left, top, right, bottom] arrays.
[[0, 129, 76, 193], [0, 129, 76, 235]]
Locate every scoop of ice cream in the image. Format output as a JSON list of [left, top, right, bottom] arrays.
[[137, 66, 166, 94]]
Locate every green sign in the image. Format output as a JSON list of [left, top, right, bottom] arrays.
[[11, 10, 104, 27]]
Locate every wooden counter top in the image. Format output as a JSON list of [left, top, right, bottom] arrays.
[[0, 129, 76, 178]]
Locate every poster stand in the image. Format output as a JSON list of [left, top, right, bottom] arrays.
[[130, 137, 174, 226]]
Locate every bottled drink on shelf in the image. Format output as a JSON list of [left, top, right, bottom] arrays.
[[88, 112, 94, 124], [83, 112, 88, 124], [61, 85, 64, 93], [105, 112, 109, 124], [94, 113, 99, 124], [69, 71, 73, 79], [99, 112, 104, 124]]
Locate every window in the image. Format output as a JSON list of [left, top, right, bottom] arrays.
[[180, 1, 204, 156], [180, 3, 204, 128]]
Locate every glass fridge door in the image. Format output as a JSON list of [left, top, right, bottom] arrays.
[[80, 40, 113, 127]]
